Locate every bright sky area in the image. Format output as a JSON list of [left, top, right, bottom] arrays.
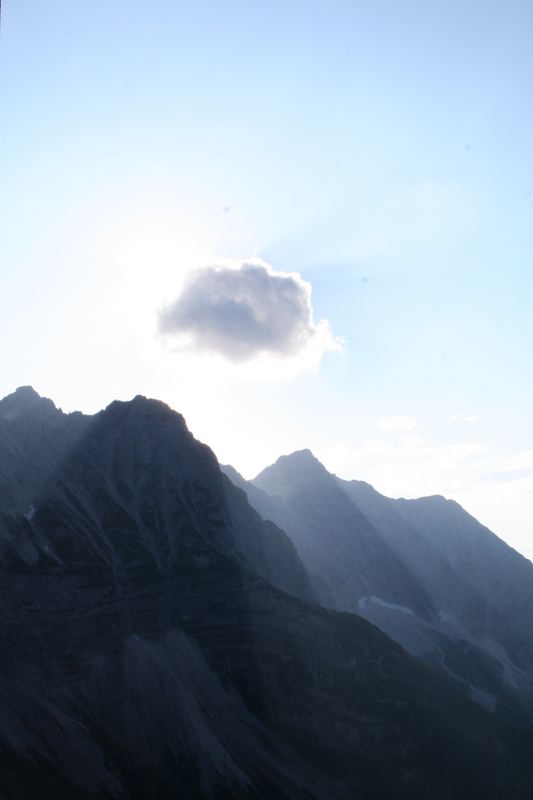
[[1, 1, 532, 558]]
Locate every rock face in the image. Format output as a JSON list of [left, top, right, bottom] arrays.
[[1, 389, 533, 798], [252, 450, 434, 617], [225, 451, 533, 724], [0, 390, 313, 601], [339, 479, 533, 718], [0, 386, 88, 513]]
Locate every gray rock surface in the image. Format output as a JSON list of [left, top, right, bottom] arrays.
[[221, 450, 533, 723], [1, 389, 533, 798]]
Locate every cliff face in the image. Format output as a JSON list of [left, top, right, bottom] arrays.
[[1, 389, 533, 799]]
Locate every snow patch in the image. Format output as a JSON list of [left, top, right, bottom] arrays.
[[438, 611, 451, 622], [478, 637, 521, 690], [358, 595, 414, 616], [23, 505, 35, 521], [470, 686, 496, 712]]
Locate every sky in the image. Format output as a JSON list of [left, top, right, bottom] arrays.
[[1, 1, 532, 559]]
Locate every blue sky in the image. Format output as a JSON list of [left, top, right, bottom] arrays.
[[1, 1, 532, 557]]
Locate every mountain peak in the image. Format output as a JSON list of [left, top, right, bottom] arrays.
[[101, 395, 188, 430], [253, 449, 329, 497], [0, 386, 58, 421], [280, 448, 325, 471], [14, 385, 39, 397], [286, 447, 314, 460]]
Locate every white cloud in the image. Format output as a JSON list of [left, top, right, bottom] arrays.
[[449, 413, 479, 423], [379, 415, 419, 433], [158, 257, 341, 368]]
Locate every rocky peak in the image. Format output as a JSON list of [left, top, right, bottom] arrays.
[[100, 395, 188, 434], [253, 449, 329, 497], [0, 386, 58, 421]]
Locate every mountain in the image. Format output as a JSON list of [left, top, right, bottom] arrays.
[[1, 388, 533, 798], [0, 389, 313, 600], [0, 386, 88, 512], [222, 450, 533, 723], [252, 450, 434, 617], [340, 479, 533, 672]]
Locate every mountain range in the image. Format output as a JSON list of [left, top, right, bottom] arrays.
[[1, 386, 532, 798], [222, 450, 533, 725]]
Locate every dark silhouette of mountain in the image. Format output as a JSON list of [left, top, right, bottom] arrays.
[[0, 386, 88, 512], [223, 451, 533, 725], [1, 389, 533, 798], [0, 389, 313, 600]]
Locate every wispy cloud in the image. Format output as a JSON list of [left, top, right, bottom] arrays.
[[490, 449, 533, 474], [379, 415, 419, 433], [449, 413, 479, 423]]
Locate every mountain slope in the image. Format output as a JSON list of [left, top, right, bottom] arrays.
[[1, 390, 533, 798], [222, 451, 533, 722], [0, 389, 313, 600], [340, 479, 533, 688], [0, 385, 88, 513], [251, 451, 434, 617]]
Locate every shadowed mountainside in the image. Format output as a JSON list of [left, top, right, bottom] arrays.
[[1, 388, 533, 798]]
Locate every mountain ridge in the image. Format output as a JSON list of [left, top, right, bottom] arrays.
[[224, 448, 533, 723], [1, 388, 533, 797]]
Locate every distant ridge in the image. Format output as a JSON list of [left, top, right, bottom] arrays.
[[222, 448, 533, 723]]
